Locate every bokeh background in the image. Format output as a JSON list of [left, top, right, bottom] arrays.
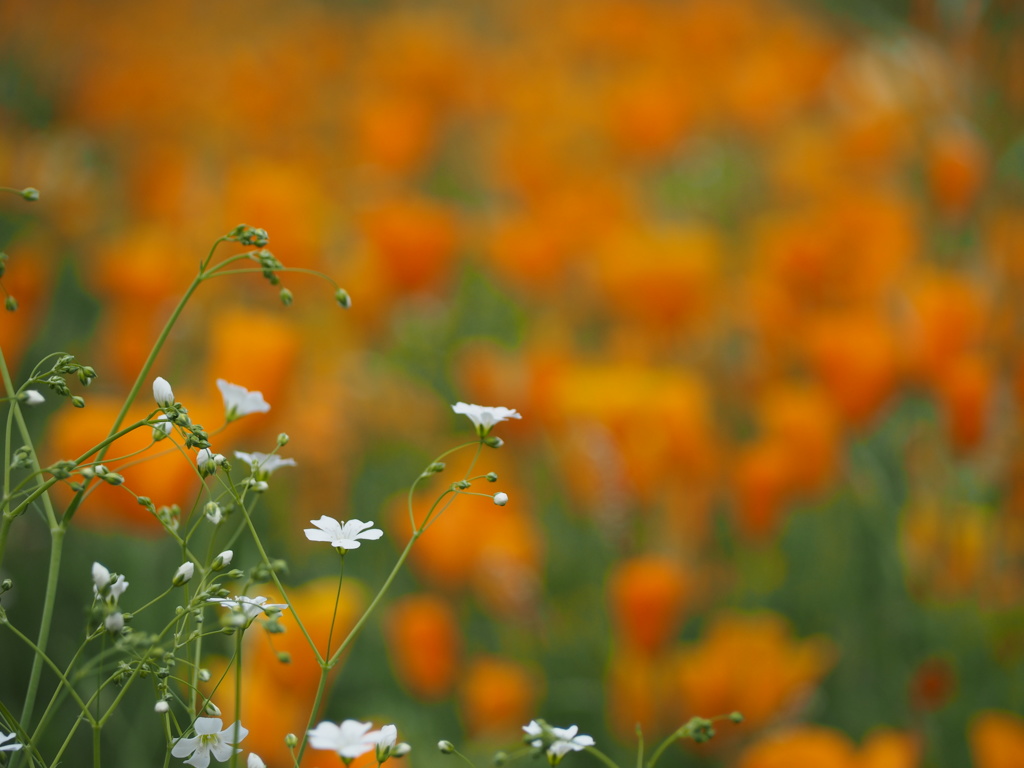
[[1, 0, 1024, 766]]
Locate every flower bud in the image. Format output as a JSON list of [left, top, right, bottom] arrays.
[[154, 700, 170, 714], [279, 287, 294, 307], [285, 734, 298, 748], [493, 492, 508, 506], [277, 433, 289, 446], [4, 296, 16, 312], [335, 288, 352, 309], [21, 187, 39, 201], [205, 701, 222, 717], [105, 612, 124, 633], [212, 551, 233, 571], [153, 377, 175, 407], [20, 390, 44, 406], [484, 435, 504, 448], [204, 501, 223, 525], [1, 578, 13, 593], [729, 711, 744, 723], [438, 741, 455, 755], [70, 395, 85, 408], [172, 562, 195, 586], [486, 472, 498, 482]]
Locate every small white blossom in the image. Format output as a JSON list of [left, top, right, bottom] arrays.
[[153, 377, 175, 407], [304, 516, 383, 552], [493, 492, 509, 506], [21, 390, 45, 406], [173, 562, 195, 586], [204, 502, 223, 525], [247, 754, 266, 768], [155, 700, 170, 714], [523, 721, 594, 764], [451, 402, 521, 436], [170, 717, 248, 768], [92, 562, 128, 602], [207, 595, 287, 626], [307, 720, 377, 759], [234, 451, 296, 480], [217, 379, 271, 422], [0, 730, 22, 753]]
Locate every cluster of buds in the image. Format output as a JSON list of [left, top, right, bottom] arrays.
[[227, 224, 269, 248], [91, 562, 129, 635], [253, 248, 285, 286], [77, 464, 124, 487], [153, 377, 210, 449]]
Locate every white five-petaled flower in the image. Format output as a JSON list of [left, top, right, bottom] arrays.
[[234, 451, 296, 480], [170, 717, 248, 768], [0, 730, 23, 752], [304, 516, 383, 552], [523, 721, 595, 764], [92, 562, 128, 602], [217, 379, 271, 422], [21, 390, 45, 406], [153, 377, 175, 407], [451, 402, 522, 436], [207, 595, 287, 625], [307, 720, 378, 759]]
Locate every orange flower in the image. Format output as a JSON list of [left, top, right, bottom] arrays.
[[608, 555, 691, 656], [385, 593, 461, 701], [905, 273, 987, 386], [459, 655, 542, 739], [932, 353, 993, 453], [359, 196, 459, 295], [737, 727, 858, 768], [927, 122, 987, 221], [969, 711, 1024, 768], [733, 439, 795, 542], [757, 382, 839, 494], [673, 612, 836, 733]]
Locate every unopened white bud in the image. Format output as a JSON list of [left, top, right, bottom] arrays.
[[493, 492, 509, 506], [20, 390, 45, 406], [105, 612, 124, 633], [154, 700, 169, 714], [153, 377, 174, 407], [172, 562, 195, 586], [212, 551, 233, 571]]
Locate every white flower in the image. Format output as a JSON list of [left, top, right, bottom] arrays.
[[307, 720, 377, 759], [204, 502, 223, 525], [207, 595, 287, 626], [21, 390, 44, 406], [217, 379, 271, 422], [212, 550, 233, 570], [304, 516, 383, 552], [493, 492, 508, 506], [171, 717, 248, 768], [234, 451, 296, 480], [173, 562, 195, 586], [0, 730, 22, 753], [92, 562, 128, 602], [153, 377, 175, 407], [247, 754, 266, 768], [523, 721, 594, 763], [451, 402, 522, 436]]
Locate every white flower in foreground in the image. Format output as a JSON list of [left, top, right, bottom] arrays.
[[21, 390, 45, 406], [523, 721, 595, 764], [307, 720, 377, 759], [0, 730, 23, 752], [217, 379, 271, 422], [153, 376, 175, 407], [170, 717, 248, 768], [234, 451, 296, 480], [247, 754, 266, 768], [304, 516, 383, 552], [451, 402, 522, 436], [207, 595, 287, 626]]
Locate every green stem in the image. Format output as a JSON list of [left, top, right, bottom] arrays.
[[324, 555, 345, 658], [585, 746, 623, 768], [19, 525, 65, 728], [644, 728, 683, 768], [230, 630, 243, 768], [92, 724, 101, 768]]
